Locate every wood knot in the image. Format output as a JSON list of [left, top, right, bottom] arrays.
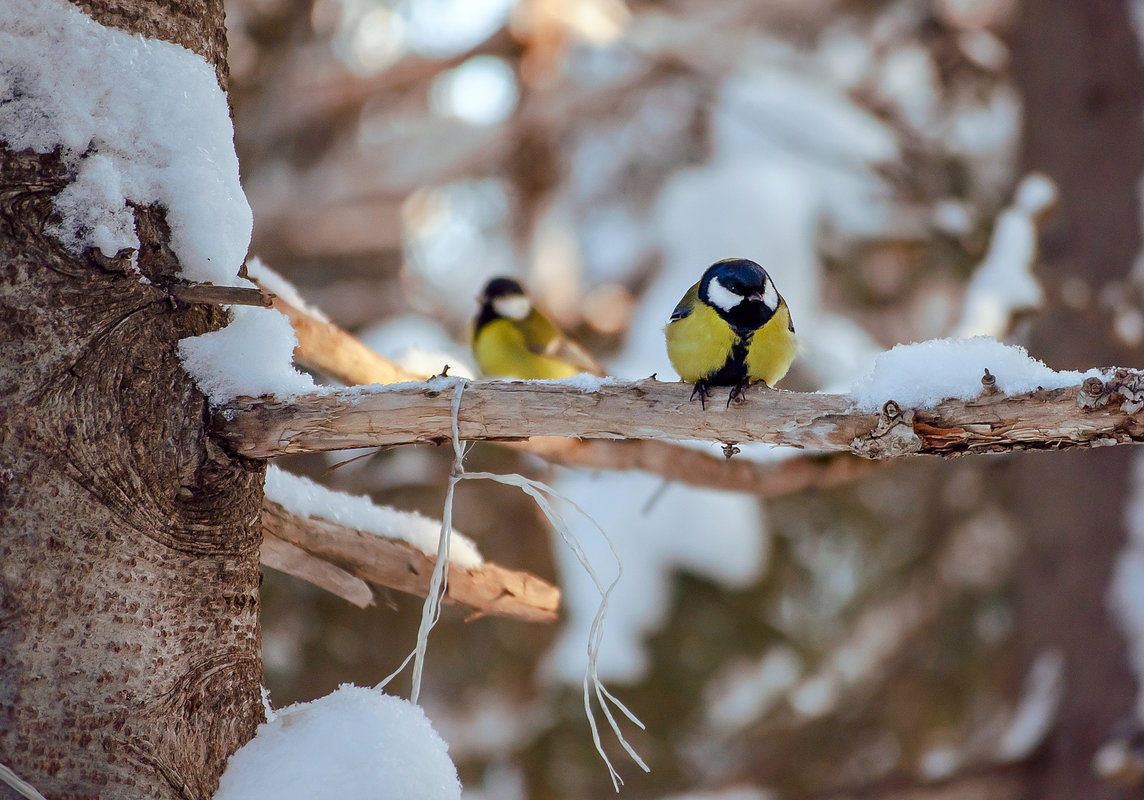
[[851, 401, 922, 460], [1084, 370, 1144, 414], [1078, 376, 1107, 409], [1112, 371, 1144, 415]]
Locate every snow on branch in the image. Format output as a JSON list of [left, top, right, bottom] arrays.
[[217, 370, 1144, 461], [261, 500, 560, 623]]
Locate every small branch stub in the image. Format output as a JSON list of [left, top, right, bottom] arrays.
[[170, 282, 275, 308], [982, 368, 998, 395]]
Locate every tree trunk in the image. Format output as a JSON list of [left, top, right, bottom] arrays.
[[1009, 0, 1144, 797], [0, 2, 263, 798]]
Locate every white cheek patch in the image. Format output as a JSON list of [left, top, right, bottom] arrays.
[[493, 295, 532, 320], [706, 276, 742, 313], [761, 277, 779, 313]]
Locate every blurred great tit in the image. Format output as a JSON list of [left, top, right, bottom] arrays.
[[471, 276, 604, 379], [665, 258, 796, 407]]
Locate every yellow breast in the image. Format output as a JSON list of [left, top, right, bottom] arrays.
[[744, 303, 797, 387], [665, 302, 738, 383], [666, 301, 796, 386]]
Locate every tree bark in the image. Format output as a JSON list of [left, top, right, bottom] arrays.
[[1009, 1, 1144, 797], [0, 3, 263, 799]]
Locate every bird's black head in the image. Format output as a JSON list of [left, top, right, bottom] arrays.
[[699, 258, 779, 332], [476, 276, 532, 329], [480, 276, 526, 302]]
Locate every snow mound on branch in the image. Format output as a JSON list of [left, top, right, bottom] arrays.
[[177, 306, 317, 404], [215, 685, 461, 800], [847, 336, 1092, 410], [265, 465, 483, 569]]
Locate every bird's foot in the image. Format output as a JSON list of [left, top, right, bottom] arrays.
[[690, 379, 712, 410], [727, 378, 752, 407]]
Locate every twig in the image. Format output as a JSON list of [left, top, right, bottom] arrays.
[[168, 282, 275, 307], [261, 499, 560, 622], [0, 763, 49, 800], [217, 373, 1144, 460]]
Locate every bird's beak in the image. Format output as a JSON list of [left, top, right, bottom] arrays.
[[748, 292, 766, 303]]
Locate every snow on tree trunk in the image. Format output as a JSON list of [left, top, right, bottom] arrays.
[[0, 2, 264, 798]]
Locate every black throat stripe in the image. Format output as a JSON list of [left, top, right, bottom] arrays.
[[705, 332, 752, 386]]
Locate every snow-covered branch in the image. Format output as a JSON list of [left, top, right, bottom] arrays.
[[218, 371, 1144, 460], [261, 500, 560, 622]]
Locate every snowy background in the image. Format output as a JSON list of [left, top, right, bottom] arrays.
[[214, 0, 1144, 797], [11, 0, 1144, 797]]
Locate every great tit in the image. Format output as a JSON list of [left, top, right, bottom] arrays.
[[665, 258, 796, 407], [471, 276, 604, 379]]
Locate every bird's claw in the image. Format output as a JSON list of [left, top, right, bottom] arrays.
[[690, 379, 712, 410], [727, 379, 750, 407]]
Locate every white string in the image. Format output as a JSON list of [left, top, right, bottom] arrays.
[[383, 377, 648, 790], [459, 470, 648, 788], [376, 648, 416, 692], [408, 378, 468, 704], [0, 763, 49, 800]]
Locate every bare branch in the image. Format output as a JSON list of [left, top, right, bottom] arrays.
[[218, 374, 1144, 460], [261, 530, 375, 608], [261, 500, 560, 623]]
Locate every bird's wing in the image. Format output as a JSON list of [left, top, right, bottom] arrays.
[[524, 311, 606, 376], [669, 281, 701, 322], [543, 335, 606, 376]]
